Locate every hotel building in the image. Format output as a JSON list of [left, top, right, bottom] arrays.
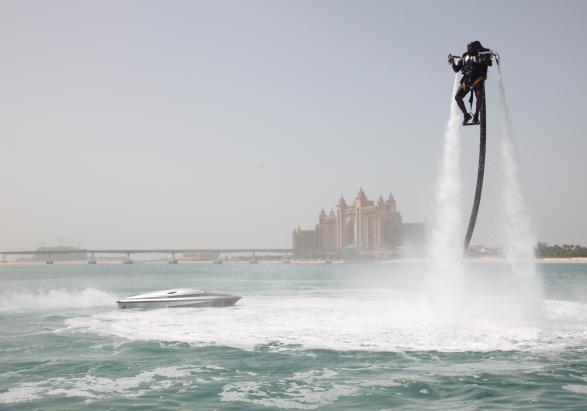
[[293, 188, 405, 253]]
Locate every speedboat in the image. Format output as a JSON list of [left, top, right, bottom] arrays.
[[116, 288, 241, 309]]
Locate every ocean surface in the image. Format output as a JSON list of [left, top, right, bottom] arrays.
[[1, 262, 586, 410]]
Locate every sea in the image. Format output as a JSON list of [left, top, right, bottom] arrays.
[[1, 261, 586, 410]]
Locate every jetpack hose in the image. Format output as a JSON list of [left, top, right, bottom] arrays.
[[464, 85, 486, 251]]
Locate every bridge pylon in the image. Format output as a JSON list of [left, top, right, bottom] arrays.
[[123, 252, 133, 264]]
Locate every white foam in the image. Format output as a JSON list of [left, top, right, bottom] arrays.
[[0, 385, 46, 404], [291, 369, 338, 384], [562, 384, 587, 395], [358, 379, 402, 388], [60, 295, 587, 353], [0, 288, 116, 311], [0, 365, 211, 404], [220, 368, 359, 409]]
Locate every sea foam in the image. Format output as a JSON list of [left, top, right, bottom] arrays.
[[61, 295, 587, 353]]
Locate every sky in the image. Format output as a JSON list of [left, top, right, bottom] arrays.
[[1, 0, 586, 250]]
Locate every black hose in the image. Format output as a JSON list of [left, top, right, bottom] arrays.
[[464, 85, 486, 251]]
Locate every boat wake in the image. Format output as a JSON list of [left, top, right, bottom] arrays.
[[61, 293, 587, 353]]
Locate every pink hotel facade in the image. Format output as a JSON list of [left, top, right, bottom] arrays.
[[292, 188, 403, 252]]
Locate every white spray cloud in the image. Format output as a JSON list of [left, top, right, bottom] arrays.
[[496, 66, 542, 303], [428, 76, 464, 311], [0, 288, 116, 311]]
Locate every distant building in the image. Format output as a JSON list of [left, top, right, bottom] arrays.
[[32, 246, 86, 261], [292, 228, 319, 255], [399, 222, 427, 248], [182, 252, 219, 261], [293, 188, 406, 254]]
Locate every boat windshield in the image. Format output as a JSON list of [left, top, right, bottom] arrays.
[[165, 289, 207, 298]]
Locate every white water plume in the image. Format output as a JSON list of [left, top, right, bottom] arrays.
[[0, 288, 116, 311], [428, 76, 464, 302], [496, 66, 542, 302]]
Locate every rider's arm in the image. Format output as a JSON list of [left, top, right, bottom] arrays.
[[480, 49, 492, 67], [451, 52, 467, 73], [451, 59, 463, 73]]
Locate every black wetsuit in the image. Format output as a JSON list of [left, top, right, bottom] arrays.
[[454, 49, 492, 98]]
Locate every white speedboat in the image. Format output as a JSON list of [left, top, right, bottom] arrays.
[[116, 288, 241, 309]]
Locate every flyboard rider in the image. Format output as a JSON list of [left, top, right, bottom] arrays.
[[449, 41, 493, 125]]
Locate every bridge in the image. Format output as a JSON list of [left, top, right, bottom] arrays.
[[0, 248, 338, 264]]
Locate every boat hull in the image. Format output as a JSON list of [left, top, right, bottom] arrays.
[[116, 290, 241, 309]]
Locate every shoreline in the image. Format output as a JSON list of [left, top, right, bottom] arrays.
[[1, 257, 587, 267]]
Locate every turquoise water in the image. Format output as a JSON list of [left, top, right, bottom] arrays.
[[1, 262, 586, 410]]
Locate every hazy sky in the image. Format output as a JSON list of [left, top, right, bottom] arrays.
[[1, 0, 586, 250]]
